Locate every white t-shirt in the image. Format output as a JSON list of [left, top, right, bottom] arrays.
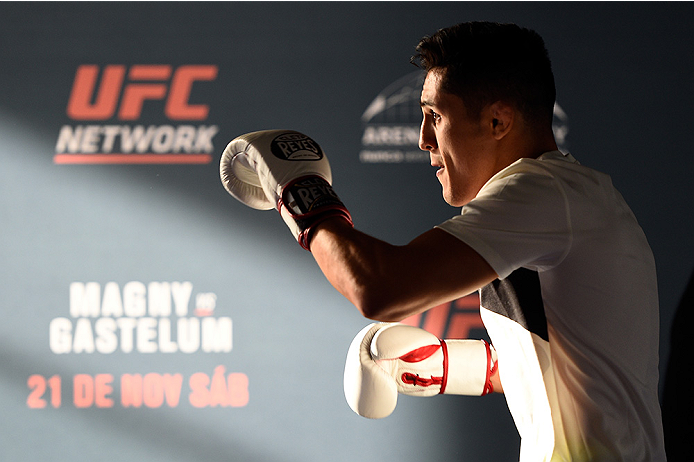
[[436, 151, 666, 461]]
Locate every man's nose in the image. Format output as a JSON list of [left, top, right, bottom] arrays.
[[419, 120, 437, 151]]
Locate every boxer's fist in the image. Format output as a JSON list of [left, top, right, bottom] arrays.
[[344, 323, 498, 419], [220, 130, 352, 250]]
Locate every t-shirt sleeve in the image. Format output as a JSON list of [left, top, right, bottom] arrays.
[[435, 163, 572, 280]]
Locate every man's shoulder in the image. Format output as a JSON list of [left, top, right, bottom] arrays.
[[490, 151, 610, 192]]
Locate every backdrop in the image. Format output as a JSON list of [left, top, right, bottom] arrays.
[[1, 2, 692, 461]]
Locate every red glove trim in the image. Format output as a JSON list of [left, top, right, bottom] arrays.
[[439, 339, 449, 394], [401, 373, 444, 388], [398, 341, 447, 391], [398, 344, 440, 363], [481, 340, 497, 396]]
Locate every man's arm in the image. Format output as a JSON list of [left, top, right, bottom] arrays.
[[490, 365, 503, 393], [218, 129, 498, 321], [310, 218, 499, 322]]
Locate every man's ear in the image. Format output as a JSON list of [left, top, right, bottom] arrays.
[[489, 101, 514, 140]]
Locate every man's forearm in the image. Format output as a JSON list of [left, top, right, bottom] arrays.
[[310, 219, 499, 322]]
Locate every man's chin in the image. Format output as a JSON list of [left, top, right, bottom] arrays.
[[442, 189, 469, 208], [442, 191, 458, 207]]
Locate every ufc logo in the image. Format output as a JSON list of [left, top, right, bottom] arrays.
[[66, 65, 218, 121], [402, 294, 485, 339]]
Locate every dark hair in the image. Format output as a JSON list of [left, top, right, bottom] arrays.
[[412, 22, 556, 126]]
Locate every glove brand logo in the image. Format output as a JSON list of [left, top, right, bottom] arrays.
[[286, 177, 340, 213], [270, 132, 323, 161], [53, 65, 219, 165], [359, 71, 569, 163]]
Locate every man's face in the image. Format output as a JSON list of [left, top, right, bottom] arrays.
[[419, 69, 497, 207]]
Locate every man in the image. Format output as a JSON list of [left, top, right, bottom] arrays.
[[220, 22, 666, 461]]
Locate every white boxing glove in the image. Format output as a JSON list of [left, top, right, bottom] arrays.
[[343, 323, 399, 419], [344, 323, 498, 419], [220, 130, 352, 250]]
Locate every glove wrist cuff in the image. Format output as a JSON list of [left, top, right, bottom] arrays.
[[279, 175, 353, 251], [441, 339, 497, 396]]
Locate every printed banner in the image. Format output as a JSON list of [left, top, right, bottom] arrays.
[[1, 2, 692, 462]]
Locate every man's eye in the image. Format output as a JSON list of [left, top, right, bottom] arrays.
[[430, 110, 441, 122]]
